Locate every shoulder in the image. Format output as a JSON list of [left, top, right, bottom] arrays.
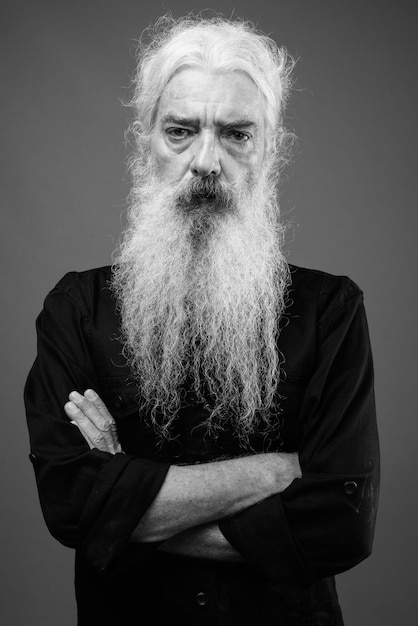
[[287, 264, 364, 333], [44, 266, 113, 318], [288, 264, 362, 298], [288, 264, 363, 304], [53, 266, 112, 294]]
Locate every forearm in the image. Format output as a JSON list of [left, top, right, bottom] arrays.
[[131, 452, 300, 542], [158, 522, 242, 561]]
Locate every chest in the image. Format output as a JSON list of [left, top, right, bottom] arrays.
[[88, 293, 317, 462]]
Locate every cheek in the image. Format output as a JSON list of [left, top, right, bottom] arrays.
[[151, 137, 190, 178], [153, 152, 172, 173], [226, 136, 264, 171], [227, 152, 264, 182]]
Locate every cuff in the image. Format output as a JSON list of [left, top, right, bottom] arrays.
[[219, 492, 311, 587], [79, 452, 170, 574]]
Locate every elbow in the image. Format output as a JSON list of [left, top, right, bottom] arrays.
[[292, 478, 379, 581], [35, 467, 85, 549], [40, 500, 80, 549], [335, 512, 376, 574], [30, 452, 97, 551], [313, 505, 378, 580], [343, 476, 379, 569], [281, 470, 380, 583]]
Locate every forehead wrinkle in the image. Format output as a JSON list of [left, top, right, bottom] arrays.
[[160, 114, 201, 127], [158, 71, 264, 132], [160, 112, 258, 131], [217, 119, 256, 130]]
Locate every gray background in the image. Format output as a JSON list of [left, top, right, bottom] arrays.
[[1, 0, 416, 624]]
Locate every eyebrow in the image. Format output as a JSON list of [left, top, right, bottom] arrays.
[[160, 114, 256, 130]]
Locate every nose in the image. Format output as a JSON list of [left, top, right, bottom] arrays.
[[190, 132, 221, 178]]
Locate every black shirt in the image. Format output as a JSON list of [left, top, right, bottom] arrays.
[[24, 264, 380, 625]]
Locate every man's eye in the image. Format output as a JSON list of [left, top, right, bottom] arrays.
[[166, 128, 192, 141], [227, 131, 251, 143]]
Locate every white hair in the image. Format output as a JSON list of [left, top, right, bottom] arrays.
[[129, 14, 295, 168], [112, 14, 294, 445], [111, 169, 290, 444]]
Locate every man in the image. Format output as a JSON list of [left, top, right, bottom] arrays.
[[25, 15, 380, 625]]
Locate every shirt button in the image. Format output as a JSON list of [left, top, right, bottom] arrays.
[[113, 394, 124, 409], [196, 592, 208, 606], [344, 480, 358, 495]]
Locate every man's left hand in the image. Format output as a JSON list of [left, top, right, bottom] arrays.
[[64, 389, 123, 454]]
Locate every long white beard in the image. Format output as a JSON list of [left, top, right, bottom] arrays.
[[111, 160, 290, 443]]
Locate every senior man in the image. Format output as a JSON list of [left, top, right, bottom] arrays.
[[25, 15, 380, 626]]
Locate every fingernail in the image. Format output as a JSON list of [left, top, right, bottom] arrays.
[[65, 402, 77, 413], [85, 389, 97, 400], [69, 391, 83, 401]]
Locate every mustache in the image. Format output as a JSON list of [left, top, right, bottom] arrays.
[[176, 176, 235, 209]]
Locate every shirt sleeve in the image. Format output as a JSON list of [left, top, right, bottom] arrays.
[[219, 278, 380, 587], [24, 273, 170, 575]]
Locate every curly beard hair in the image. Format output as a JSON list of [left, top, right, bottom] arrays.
[[111, 158, 290, 444]]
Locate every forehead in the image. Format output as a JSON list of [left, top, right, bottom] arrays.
[[156, 68, 265, 126]]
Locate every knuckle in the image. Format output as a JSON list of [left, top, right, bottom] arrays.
[[100, 406, 113, 420], [92, 434, 104, 447], [78, 397, 90, 410], [104, 417, 117, 430]]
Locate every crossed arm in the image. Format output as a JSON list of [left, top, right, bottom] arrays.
[[65, 389, 301, 561]]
